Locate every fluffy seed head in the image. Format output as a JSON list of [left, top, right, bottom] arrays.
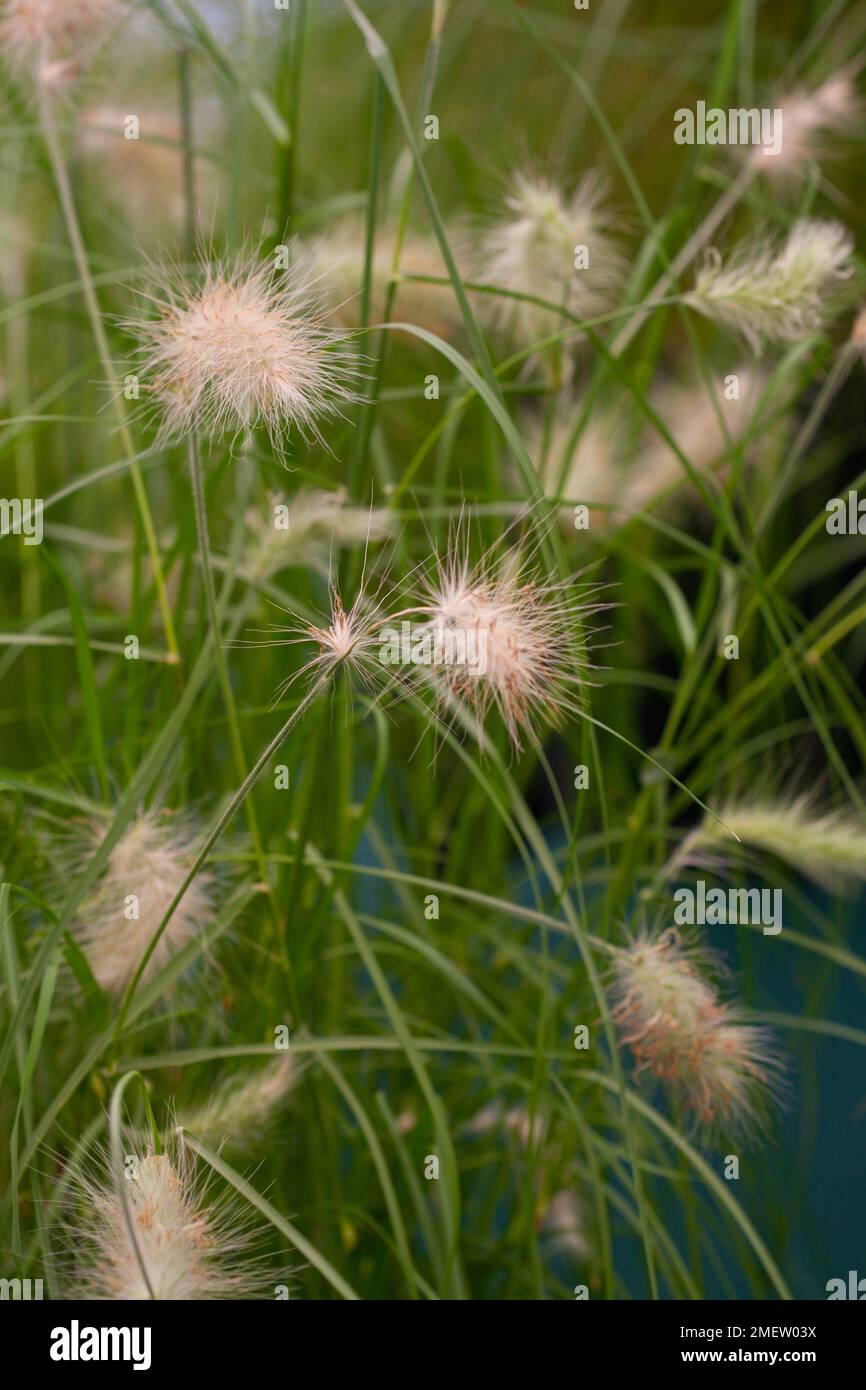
[[524, 399, 624, 531], [74, 811, 213, 994], [478, 171, 625, 347], [303, 217, 461, 335], [419, 545, 600, 748], [126, 252, 361, 447], [70, 1136, 269, 1299], [753, 72, 861, 177], [178, 1057, 301, 1148], [687, 218, 854, 352], [243, 488, 393, 582], [681, 794, 866, 895], [625, 367, 781, 515], [266, 585, 392, 712], [610, 928, 782, 1134], [307, 590, 383, 679], [0, 0, 119, 75]]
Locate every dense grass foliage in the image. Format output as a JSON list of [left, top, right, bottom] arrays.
[[1, 0, 865, 1301]]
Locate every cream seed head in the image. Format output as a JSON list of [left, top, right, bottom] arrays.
[[610, 928, 783, 1135], [266, 585, 391, 710], [681, 794, 866, 895], [753, 71, 861, 177], [126, 252, 362, 448], [243, 488, 394, 582], [479, 171, 625, 347], [686, 218, 855, 352], [539, 1190, 589, 1259], [524, 400, 624, 531], [419, 545, 601, 749], [73, 811, 213, 995], [0, 0, 119, 78], [178, 1057, 301, 1148], [303, 217, 461, 336], [71, 1137, 269, 1300]]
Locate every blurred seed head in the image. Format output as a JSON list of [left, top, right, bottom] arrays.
[[850, 304, 866, 360], [686, 218, 854, 352], [0, 0, 120, 82], [680, 794, 866, 895], [125, 251, 362, 447], [178, 1057, 301, 1149], [74, 810, 213, 995], [243, 488, 393, 583], [462, 1098, 547, 1149], [523, 398, 624, 531], [610, 927, 783, 1135], [752, 71, 861, 178], [303, 217, 462, 336], [625, 367, 779, 515], [539, 1189, 589, 1259], [79, 104, 215, 233], [478, 170, 626, 348]]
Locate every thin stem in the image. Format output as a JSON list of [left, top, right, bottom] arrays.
[[114, 671, 330, 1037], [756, 345, 856, 530], [187, 433, 273, 906], [37, 88, 181, 663]]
